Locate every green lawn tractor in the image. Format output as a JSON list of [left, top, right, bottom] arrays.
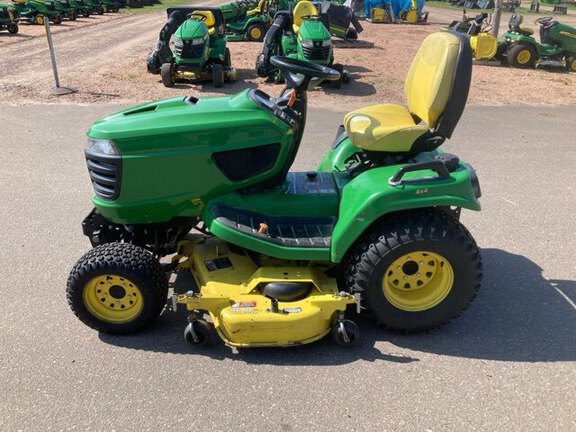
[[502, 15, 576, 71], [11, 0, 62, 24], [47, 0, 78, 21], [219, 0, 278, 42], [0, 2, 19, 33], [94, 0, 121, 13], [59, 0, 89, 18], [67, 31, 483, 349], [147, 7, 237, 88], [82, 0, 105, 15], [256, 1, 349, 88]]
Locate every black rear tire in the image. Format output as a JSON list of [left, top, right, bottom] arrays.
[[160, 62, 175, 87], [246, 22, 265, 42], [51, 13, 62, 24], [342, 209, 482, 332], [66, 243, 169, 335], [508, 44, 537, 69], [212, 63, 224, 87], [567, 56, 576, 72]]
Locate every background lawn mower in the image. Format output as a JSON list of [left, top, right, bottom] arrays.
[[11, 0, 62, 24], [502, 14, 576, 71], [256, 0, 349, 88], [68, 31, 482, 349], [0, 2, 19, 33], [219, 0, 279, 42], [147, 6, 237, 88]]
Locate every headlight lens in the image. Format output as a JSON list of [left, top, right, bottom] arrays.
[[300, 39, 314, 48], [86, 138, 119, 156], [322, 39, 332, 47], [173, 37, 183, 48]]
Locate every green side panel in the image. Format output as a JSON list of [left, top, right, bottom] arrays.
[[317, 135, 356, 172], [549, 22, 576, 52], [329, 159, 481, 263], [89, 92, 294, 224], [209, 35, 227, 60]]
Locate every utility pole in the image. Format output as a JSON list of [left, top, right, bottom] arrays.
[[491, 0, 503, 37]]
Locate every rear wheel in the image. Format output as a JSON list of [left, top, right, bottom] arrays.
[[97, 5, 105, 14], [7, 23, 18, 34], [342, 209, 482, 332], [212, 63, 224, 87], [508, 44, 537, 68], [66, 242, 169, 334], [246, 22, 265, 42], [51, 13, 62, 24], [160, 62, 175, 87], [68, 10, 77, 20], [567, 56, 576, 72], [82, 9, 90, 17]]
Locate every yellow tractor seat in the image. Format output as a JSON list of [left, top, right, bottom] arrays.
[[344, 104, 429, 152], [292, 1, 318, 33], [247, 0, 265, 16], [192, 11, 216, 36], [344, 31, 472, 154]]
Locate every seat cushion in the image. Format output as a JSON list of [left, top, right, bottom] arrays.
[[343, 104, 429, 152]]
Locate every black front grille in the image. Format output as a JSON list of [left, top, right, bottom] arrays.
[[85, 152, 121, 200], [302, 44, 331, 61], [0, 8, 7, 19], [174, 42, 204, 59]]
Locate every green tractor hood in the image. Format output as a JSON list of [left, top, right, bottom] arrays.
[[174, 18, 208, 40], [298, 18, 330, 41]]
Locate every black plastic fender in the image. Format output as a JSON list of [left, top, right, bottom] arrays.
[[147, 10, 186, 74], [255, 11, 290, 78]]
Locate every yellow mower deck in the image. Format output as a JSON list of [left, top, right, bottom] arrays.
[[172, 236, 357, 347]]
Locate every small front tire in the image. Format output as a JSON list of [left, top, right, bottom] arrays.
[[7, 23, 18, 34], [66, 242, 169, 335], [246, 22, 265, 42], [330, 63, 343, 89], [567, 56, 576, 72], [212, 63, 224, 88], [184, 320, 211, 346], [332, 320, 359, 346], [160, 62, 175, 87]]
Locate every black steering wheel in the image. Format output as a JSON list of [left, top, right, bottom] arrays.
[[536, 16, 553, 27], [270, 56, 340, 83]]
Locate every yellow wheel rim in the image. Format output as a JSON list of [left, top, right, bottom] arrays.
[[517, 49, 532, 65], [570, 59, 576, 71], [35, 15, 44, 25], [250, 27, 262, 40], [382, 251, 454, 312], [83, 274, 143, 323]]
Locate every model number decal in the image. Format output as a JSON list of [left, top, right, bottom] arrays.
[[415, 188, 429, 195]]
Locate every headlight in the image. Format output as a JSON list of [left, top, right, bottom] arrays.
[[190, 37, 206, 45], [86, 138, 119, 156], [300, 39, 314, 48], [173, 37, 183, 48], [322, 39, 332, 47]]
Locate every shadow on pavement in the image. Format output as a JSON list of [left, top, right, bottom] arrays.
[[100, 248, 576, 364]]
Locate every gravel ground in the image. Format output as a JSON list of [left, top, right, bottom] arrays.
[[1, 3, 575, 108]]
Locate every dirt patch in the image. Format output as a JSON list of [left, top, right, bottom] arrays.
[[1, 3, 575, 109]]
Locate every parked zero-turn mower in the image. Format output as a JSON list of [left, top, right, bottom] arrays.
[[67, 31, 482, 349], [0, 2, 19, 33], [11, 0, 62, 24], [256, 1, 349, 88], [147, 6, 237, 87]]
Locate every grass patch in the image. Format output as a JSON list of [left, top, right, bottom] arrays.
[[120, 0, 193, 14]]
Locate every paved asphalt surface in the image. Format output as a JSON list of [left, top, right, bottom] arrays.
[[1, 101, 575, 431]]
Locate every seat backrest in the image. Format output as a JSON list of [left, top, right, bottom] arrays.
[[404, 31, 472, 139], [247, 0, 265, 16], [508, 13, 522, 32], [293, 0, 318, 29], [192, 10, 215, 28]]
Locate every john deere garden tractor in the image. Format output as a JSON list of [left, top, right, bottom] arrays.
[[256, 1, 349, 88], [0, 2, 19, 33], [59, 0, 89, 17], [147, 6, 237, 88], [219, 0, 278, 42], [11, 0, 62, 24], [503, 15, 576, 70], [67, 31, 483, 349]]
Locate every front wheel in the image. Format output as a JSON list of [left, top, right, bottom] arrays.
[[330, 63, 343, 89], [160, 62, 175, 87], [51, 13, 62, 24], [246, 22, 265, 42], [7, 23, 18, 34], [342, 210, 482, 332], [567, 56, 576, 72], [34, 14, 45, 25], [508, 44, 537, 68], [66, 242, 169, 334], [212, 63, 224, 88]]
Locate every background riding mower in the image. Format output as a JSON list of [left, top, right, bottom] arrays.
[[67, 31, 483, 349], [11, 0, 62, 24], [256, 1, 349, 88], [59, 0, 89, 18], [147, 6, 237, 88], [219, 0, 279, 42], [0, 2, 19, 33], [502, 14, 576, 71]]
